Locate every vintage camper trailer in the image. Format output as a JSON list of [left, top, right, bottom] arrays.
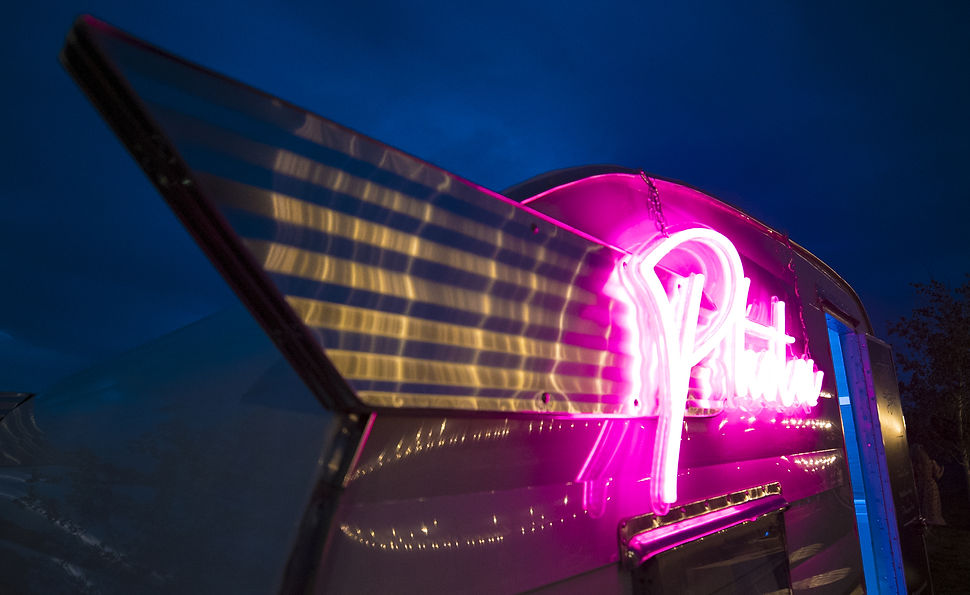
[[0, 16, 931, 593]]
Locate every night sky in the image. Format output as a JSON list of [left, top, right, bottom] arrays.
[[2, 1, 968, 392]]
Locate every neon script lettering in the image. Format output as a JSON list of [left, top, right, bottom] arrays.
[[617, 228, 823, 515]]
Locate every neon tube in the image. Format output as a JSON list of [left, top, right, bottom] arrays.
[[617, 228, 823, 514]]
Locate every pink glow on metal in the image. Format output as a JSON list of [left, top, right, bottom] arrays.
[[617, 228, 824, 514], [520, 173, 621, 206], [577, 422, 611, 479], [576, 420, 630, 518], [626, 494, 787, 565], [465, 177, 633, 256], [629, 505, 741, 545], [343, 413, 378, 487]]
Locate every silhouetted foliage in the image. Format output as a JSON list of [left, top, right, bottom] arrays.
[[891, 276, 970, 523], [891, 277, 970, 449]]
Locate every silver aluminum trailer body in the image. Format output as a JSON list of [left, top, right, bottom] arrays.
[[0, 16, 932, 594]]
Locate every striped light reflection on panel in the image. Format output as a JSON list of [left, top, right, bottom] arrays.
[[202, 172, 635, 414], [206, 175, 600, 307], [286, 298, 618, 374], [103, 42, 638, 415], [248, 239, 606, 335]]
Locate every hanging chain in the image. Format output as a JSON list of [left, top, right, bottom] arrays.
[[785, 235, 813, 360], [639, 170, 669, 238]]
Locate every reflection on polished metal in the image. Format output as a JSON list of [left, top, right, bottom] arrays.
[[61, 11, 836, 425], [250, 239, 601, 333], [349, 418, 605, 482], [326, 351, 618, 398], [217, 172, 600, 305], [780, 417, 833, 431], [63, 19, 639, 416], [792, 453, 839, 472], [789, 543, 826, 565], [286, 296, 613, 366], [52, 18, 929, 594], [791, 568, 853, 590], [339, 522, 506, 552], [622, 483, 782, 538], [185, 128, 634, 413], [347, 420, 514, 482], [338, 490, 589, 553], [616, 228, 823, 514], [576, 419, 631, 518], [619, 483, 786, 567]]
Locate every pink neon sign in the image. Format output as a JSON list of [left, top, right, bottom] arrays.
[[616, 228, 823, 515]]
